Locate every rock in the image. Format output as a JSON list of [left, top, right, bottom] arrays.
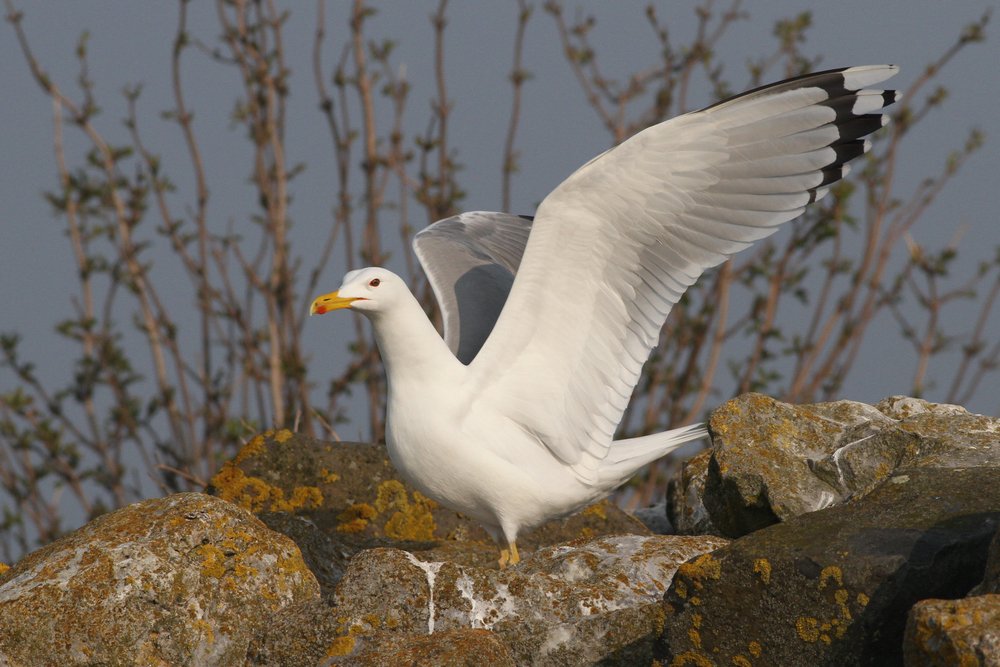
[[660, 466, 1000, 666], [974, 528, 1000, 595], [0, 492, 318, 666], [904, 595, 1000, 666], [250, 533, 726, 666], [208, 430, 650, 569], [701, 393, 1000, 537], [631, 501, 673, 534], [328, 628, 516, 667], [667, 449, 720, 535]]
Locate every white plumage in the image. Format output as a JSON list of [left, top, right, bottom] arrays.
[[311, 66, 899, 567]]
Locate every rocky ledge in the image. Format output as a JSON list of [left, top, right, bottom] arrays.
[[0, 393, 996, 665]]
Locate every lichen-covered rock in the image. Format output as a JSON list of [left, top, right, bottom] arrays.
[[701, 393, 1000, 537], [250, 534, 725, 665], [0, 492, 318, 666], [209, 430, 649, 569], [325, 628, 516, 667], [904, 595, 1000, 666], [667, 449, 719, 535], [660, 466, 1000, 666]]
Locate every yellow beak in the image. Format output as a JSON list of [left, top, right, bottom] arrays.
[[310, 291, 359, 315]]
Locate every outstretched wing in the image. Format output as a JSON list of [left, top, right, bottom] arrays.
[[468, 65, 900, 483], [413, 211, 533, 364]]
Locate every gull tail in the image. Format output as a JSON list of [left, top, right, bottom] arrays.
[[599, 423, 709, 487]]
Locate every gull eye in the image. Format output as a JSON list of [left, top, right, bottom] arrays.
[[369, 278, 381, 287]]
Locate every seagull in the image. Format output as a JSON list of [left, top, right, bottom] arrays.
[[311, 66, 899, 567]]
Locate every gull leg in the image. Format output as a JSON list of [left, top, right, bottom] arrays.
[[509, 541, 520, 566], [498, 548, 510, 569]]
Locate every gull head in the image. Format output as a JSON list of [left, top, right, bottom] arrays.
[[310, 267, 404, 317]]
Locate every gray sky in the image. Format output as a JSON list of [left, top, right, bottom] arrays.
[[2, 0, 998, 440]]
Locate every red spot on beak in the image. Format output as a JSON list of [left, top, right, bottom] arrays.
[[316, 305, 328, 315]]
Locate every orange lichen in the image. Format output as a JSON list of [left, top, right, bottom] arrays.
[[796, 617, 820, 642], [818, 565, 843, 590], [336, 503, 378, 533], [670, 651, 715, 666], [676, 553, 722, 595], [196, 544, 228, 579], [320, 468, 341, 484], [210, 462, 322, 515], [376, 480, 437, 541], [748, 640, 762, 657], [752, 558, 771, 585], [582, 503, 607, 521], [0, 562, 9, 576], [688, 627, 702, 649], [731, 656, 752, 667], [326, 636, 356, 657]]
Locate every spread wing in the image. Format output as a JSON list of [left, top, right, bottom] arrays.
[[467, 65, 900, 483], [413, 211, 533, 364]]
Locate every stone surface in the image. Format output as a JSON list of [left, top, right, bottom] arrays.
[[667, 449, 719, 536], [700, 393, 1000, 538], [631, 500, 673, 534], [208, 429, 650, 570], [975, 528, 1000, 595], [250, 533, 725, 666], [660, 466, 1000, 666], [904, 595, 1000, 666], [0, 492, 318, 666]]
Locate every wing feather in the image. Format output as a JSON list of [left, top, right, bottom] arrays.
[[413, 212, 533, 364], [467, 65, 899, 483]]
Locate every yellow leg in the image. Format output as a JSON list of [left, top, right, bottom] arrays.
[[498, 542, 521, 569]]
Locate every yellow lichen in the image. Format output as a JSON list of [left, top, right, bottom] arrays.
[[688, 627, 702, 649], [210, 462, 322, 514], [336, 503, 378, 533], [0, 562, 9, 576], [196, 544, 228, 579], [376, 480, 437, 541], [748, 641, 762, 657], [676, 553, 722, 596], [796, 617, 820, 643], [582, 503, 608, 521], [753, 558, 771, 585], [732, 656, 752, 667], [274, 429, 293, 444], [818, 565, 843, 590], [320, 468, 341, 484], [856, 592, 869, 608], [326, 636, 356, 657], [692, 613, 702, 628], [670, 651, 715, 666]]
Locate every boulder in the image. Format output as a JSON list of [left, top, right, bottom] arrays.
[[904, 595, 1000, 666], [660, 466, 1000, 666], [667, 449, 720, 535], [250, 533, 726, 666], [0, 492, 318, 666], [694, 393, 1000, 538]]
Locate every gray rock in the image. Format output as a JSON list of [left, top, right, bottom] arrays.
[[974, 528, 1000, 595], [700, 393, 1000, 538], [0, 493, 319, 666], [250, 533, 726, 666], [660, 466, 1000, 666], [904, 595, 1000, 666], [631, 500, 673, 534], [667, 449, 720, 535]]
